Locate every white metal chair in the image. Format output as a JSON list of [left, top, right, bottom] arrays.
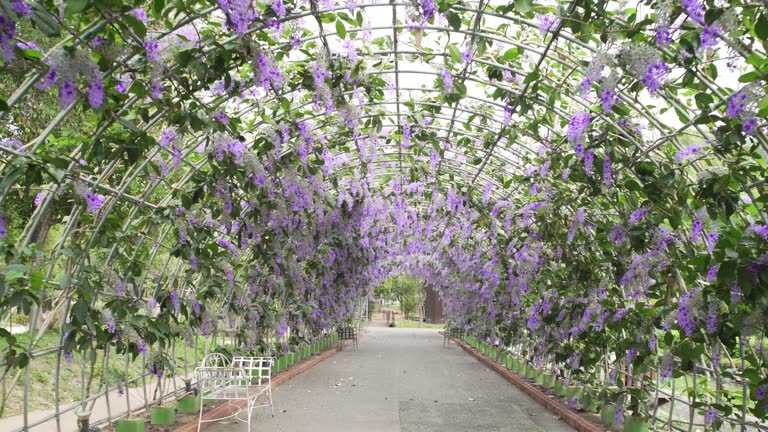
[[195, 356, 274, 431]]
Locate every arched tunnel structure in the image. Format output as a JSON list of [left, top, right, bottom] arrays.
[[0, 0, 767, 430]]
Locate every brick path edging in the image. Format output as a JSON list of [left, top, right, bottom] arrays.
[[449, 336, 607, 432], [173, 345, 341, 432]]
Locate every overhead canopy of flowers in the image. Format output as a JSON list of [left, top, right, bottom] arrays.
[[0, 0, 767, 429]]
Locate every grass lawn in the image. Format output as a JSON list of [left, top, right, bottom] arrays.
[[0, 331, 206, 418], [392, 319, 444, 329]]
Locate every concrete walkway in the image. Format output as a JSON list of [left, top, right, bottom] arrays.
[[208, 327, 575, 432]]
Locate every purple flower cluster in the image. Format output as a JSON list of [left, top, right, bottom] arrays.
[[535, 13, 559, 36], [677, 289, 700, 336], [567, 112, 590, 152], [642, 61, 669, 96], [705, 301, 718, 334], [218, 0, 258, 35], [0, 212, 6, 240], [85, 190, 106, 214], [748, 224, 768, 240], [628, 207, 649, 225], [441, 69, 454, 93], [603, 155, 613, 188]]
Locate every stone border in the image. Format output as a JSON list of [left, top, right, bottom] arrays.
[[174, 345, 341, 432], [448, 337, 606, 432]]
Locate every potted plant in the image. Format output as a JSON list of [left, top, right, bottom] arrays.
[[148, 350, 176, 425], [598, 385, 621, 425], [622, 387, 651, 432]]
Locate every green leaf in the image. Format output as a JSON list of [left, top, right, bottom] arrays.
[[501, 48, 521, 62], [445, 12, 461, 31], [31, 3, 61, 37], [153, 0, 165, 16], [64, 0, 88, 18], [448, 45, 462, 63], [281, 97, 291, 112], [523, 70, 540, 84], [336, 20, 346, 39], [320, 13, 336, 24], [755, 13, 768, 40], [515, 0, 533, 14], [29, 272, 43, 290], [123, 14, 147, 39]]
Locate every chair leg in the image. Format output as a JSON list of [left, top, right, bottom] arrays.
[[269, 386, 275, 417], [197, 395, 204, 432]]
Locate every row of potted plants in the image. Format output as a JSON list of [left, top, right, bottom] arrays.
[[113, 333, 339, 432], [464, 336, 649, 432]]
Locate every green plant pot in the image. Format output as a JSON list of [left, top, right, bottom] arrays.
[[499, 352, 508, 366], [177, 395, 201, 414], [303, 347, 311, 358], [534, 369, 544, 385], [566, 385, 582, 401], [115, 418, 145, 432], [525, 365, 536, 379], [509, 357, 517, 371], [600, 404, 617, 426], [623, 415, 649, 432], [542, 373, 556, 389], [580, 393, 600, 413], [555, 380, 569, 397], [150, 406, 176, 425]]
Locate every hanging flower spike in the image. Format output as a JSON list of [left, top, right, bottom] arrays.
[[0, 211, 7, 240], [602, 155, 613, 188], [567, 112, 590, 156], [441, 69, 454, 93]]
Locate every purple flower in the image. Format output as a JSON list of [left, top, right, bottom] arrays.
[[170, 290, 180, 314], [34, 191, 45, 207], [700, 26, 719, 51], [655, 27, 671, 46], [706, 264, 719, 283], [705, 301, 718, 334], [129, 8, 147, 24], [705, 407, 718, 424], [64, 351, 73, 364], [642, 61, 668, 95], [88, 77, 104, 109], [441, 69, 454, 93], [192, 300, 201, 316], [599, 88, 618, 112], [758, 385, 766, 401], [418, 0, 436, 22], [626, 348, 639, 364], [683, 0, 705, 25], [218, 0, 258, 35], [748, 224, 768, 240], [461, 49, 473, 64], [272, 0, 286, 18], [675, 143, 704, 163], [58, 80, 77, 108], [536, 13, 559, 36], [677, 289, 699, 336], [743, 118, 758, 135], [628, 207, 649, 225], [12, 1, 32, 16], [615, 407, 623, 424], [705, 231, 718, 253], [584, 150, 594, 177], [144, 39, 160, 62], [727, 92, 748, 119], [85, 191, 105, 214], [567, 112, 590, 148], [0, 212, 6, 240], [659, 351, 674, 379], [598, 154, 612, 188], [730, 283, 742, 305], [290, 34, 301, 50], [213, 110, 230, 126]]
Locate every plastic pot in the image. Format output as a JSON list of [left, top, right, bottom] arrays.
[[623, 415, 649, 432], [555, 379, 569, 397], [534, 369, 545, 385], [541, 373, 556, 389], [600, 404, 617, 426], [580, 393, 600, 413], [115, 418, 145, 432], [525, 365, 537, 380], [150, 406, 176, 425], [565, 385, 582, 401], [177, 395, 201, 414]]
